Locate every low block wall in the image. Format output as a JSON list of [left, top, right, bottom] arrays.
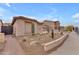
[[43, 33, 68, 51], [0, 33, 5, 43]]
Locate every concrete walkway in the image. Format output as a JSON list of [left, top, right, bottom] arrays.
[[50, 31, 79, 55], [0, 35, 25, 55]]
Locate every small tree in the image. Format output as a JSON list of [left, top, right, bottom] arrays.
[[51, 29, 54, 38], [66, 25, 73, 32], [22, 39, 26, 42]]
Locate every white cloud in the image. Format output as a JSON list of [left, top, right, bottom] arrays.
[[72, 13, 79, 19], [72, 13, 79, 26], [0, 7, 15, 23], [0, 7, 6, 16], [25, 16, 37, 19], [40, 8, 58, 21], [0, 7, 6, 22], [5, 3, 11, 7], [52, 18, 58, 21], [74, 20, 79, 22], [14, 14, 38, 19]]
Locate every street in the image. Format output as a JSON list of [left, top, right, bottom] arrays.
[[50, 31, 79, 55]]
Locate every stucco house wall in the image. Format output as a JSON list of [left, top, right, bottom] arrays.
[[33, 22, 38, 34], [13, 19, 25, 36], [0, 20, 3, 33], [37, 24, 42, 34], [37, 24, 44, 34], [24, 22, 32, 34], [43, 20, 60, 33]]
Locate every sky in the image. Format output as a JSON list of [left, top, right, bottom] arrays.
[[0, 3, 79, 26]]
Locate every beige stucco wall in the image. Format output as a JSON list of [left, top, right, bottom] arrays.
[[0, 27, 1, 33], [37, 24, 41, 33], [43, 21, 60, 33], [0, 21, 2, 33], [33, 22, 38, 34], [25, 22, 32, 34], [13, 19, 38, 36], [0, 33, 5, 43], [13, 19, 25, 36], [43, 22, 52, 33], [37, 24, 43, 34]]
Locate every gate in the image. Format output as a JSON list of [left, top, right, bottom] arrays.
[[1, 26, 13, 35]]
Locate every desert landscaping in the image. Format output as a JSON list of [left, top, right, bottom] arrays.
[[0, 16, 70, 55], [16, 32, 65, 54]]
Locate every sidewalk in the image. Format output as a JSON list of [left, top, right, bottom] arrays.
[[50, 31, 79, 55]]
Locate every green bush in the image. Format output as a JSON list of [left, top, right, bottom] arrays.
[[66, 25, 73, 32]]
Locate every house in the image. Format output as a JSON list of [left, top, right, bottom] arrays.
[[11, 16, 60, 36], [37, 22, 48, 34], [43, 20, 60, 33], [11, 16, 40, 36], [0, 20, 3, 33]]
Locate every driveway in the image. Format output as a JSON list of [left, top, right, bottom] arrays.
[[50, 31, 79, 55], [0, 35, 25, 55]]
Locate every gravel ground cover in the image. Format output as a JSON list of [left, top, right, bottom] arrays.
[[16, 32, 63, 54]]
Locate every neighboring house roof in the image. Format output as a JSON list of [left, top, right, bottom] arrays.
[[37, 22, 43, 25], [44, 20, 54, 22], [3, 23, 11, 26], [11, 16, 40, 25], [0, 19, 11, 26], [43, 20, 60, 26], [60, 26, 64, 28], [44, 20, 60, 23]]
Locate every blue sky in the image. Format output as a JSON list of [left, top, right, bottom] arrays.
[[0, 3, 79, 26]]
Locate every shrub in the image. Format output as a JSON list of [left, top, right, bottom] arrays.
[[22, 39, 26, 42], [66, 25, 73, 32]]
